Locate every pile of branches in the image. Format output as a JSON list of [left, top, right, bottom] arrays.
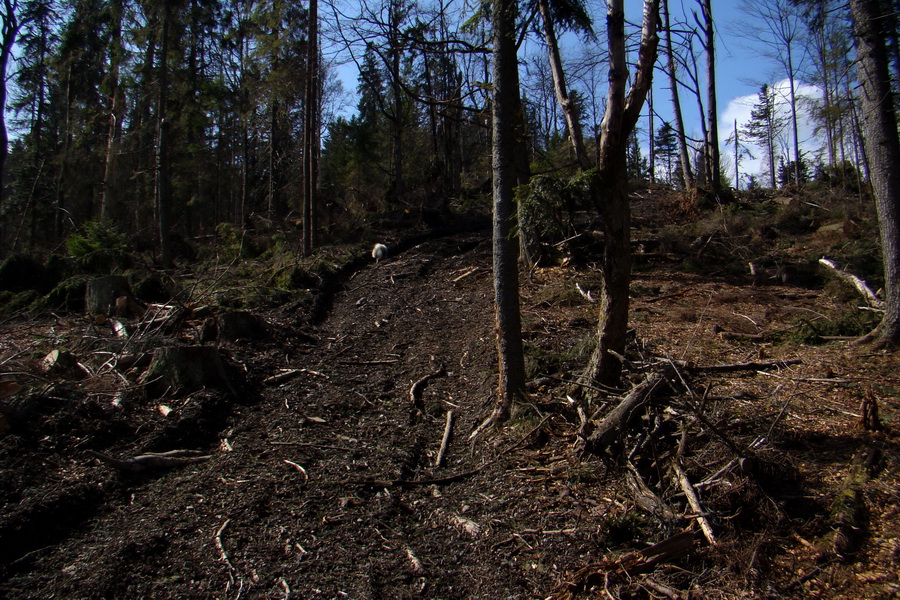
[[554, 356, 856, 598]]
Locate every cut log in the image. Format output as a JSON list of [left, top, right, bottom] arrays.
[[40, 349, 89, 380], [584, 369, 669, 453], [140, 345, 235, 398]]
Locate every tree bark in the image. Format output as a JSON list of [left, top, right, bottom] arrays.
[[303, 0, 319, 255], [663, 0, 693, 189], [580, 0, 659, 390], [156, 3, 173, 268], [537, 0, 590, 170], [850, 0, 900, 346], [489, 0, 527, 423], [702, 0, 721, 193], [0, 0, 18, 194], [101, 0, 124, 223]]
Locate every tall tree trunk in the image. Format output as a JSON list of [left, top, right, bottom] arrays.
[[303, 0, 319, 255], [0, 0, 17, 195], [733, 119, 742, 189], [662, 0, 692, 189], [156, 4, 173, 267], [688, 38, 709, 185], [702, 0, 720, 193], [101, 0, 124, 223], [580, 0, 659, 391], [786, 44, 803, 184], [487, 0, 527, 424], [766, 88, 777, 188], [537, 0, 589, 170], [850, 0, 900, 346], [648, 86, 655, 183]]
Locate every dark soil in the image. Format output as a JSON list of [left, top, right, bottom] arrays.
[[1, 206, 899, 599]]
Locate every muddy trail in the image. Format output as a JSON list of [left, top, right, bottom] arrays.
[[2, 224, 900, 599], [0, 231, 569, 599]]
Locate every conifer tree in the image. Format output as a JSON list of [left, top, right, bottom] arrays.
[[741, 84, 787, 188]]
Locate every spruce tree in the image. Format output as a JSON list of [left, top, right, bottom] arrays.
[[741, 84, 787, 188]]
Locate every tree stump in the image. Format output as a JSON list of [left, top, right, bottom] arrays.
[[140, 346, 235, 398], [201, 311, 267, 342], [85, 276, 136, 317], [219, 310, 267, 340]]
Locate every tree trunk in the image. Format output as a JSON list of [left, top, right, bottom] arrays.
[[488, 0, 527, 423], [302, 0, 319, 255], [101, 0, 124, 223], [786, 43, 803, 185], [537, 0, 590, 170], [156, 4, 172, 268], [688, 38, 709, 185], [0, 0, 17, 195], [581, 0, 659, 391], [850, 0, 900, 346], [702, 0, 721, 193], [663, 0, 693, 189]]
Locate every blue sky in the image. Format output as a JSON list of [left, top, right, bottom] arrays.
[[325, 0, 827, 186]]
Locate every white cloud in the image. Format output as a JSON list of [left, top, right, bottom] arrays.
[[719, 78, 825, 188]]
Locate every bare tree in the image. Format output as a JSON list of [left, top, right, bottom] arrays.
[[736, 0, 806, 186], [699, 0, 720, 193], [662, 0, 693, 188], [850, 0, 900, 347], [579, 0, 660, 390]]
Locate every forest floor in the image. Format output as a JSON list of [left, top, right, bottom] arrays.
[[1, 191, 899, 599]]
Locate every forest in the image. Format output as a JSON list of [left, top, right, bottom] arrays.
[[1, 0, 900, 598]]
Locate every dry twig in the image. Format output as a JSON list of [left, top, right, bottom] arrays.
[[435, 410, 454, 468]]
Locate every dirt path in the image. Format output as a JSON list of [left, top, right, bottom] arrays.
[[1, 231, 570, 599]]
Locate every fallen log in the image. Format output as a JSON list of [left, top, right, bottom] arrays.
[[685, 358, 802, 373], [673, 461, 717, 546], [583, 369, 670, 453], [819, 257, 884, 308]]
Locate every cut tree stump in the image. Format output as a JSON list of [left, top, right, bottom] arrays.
[[85, 276, 141, 317], [140, 345, 235, 398], [201, 310, 267, 342]]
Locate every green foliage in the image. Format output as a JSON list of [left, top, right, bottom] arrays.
[[813, 161, 863, 192], [0, 290, 41, 315], [654, 121, 679, 184], [785, 310, 881, 345], [65, 220, 132, 273], [778, 156, 811, 187], [43, 275, 90, 312], [517, 172, 595, 263]]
